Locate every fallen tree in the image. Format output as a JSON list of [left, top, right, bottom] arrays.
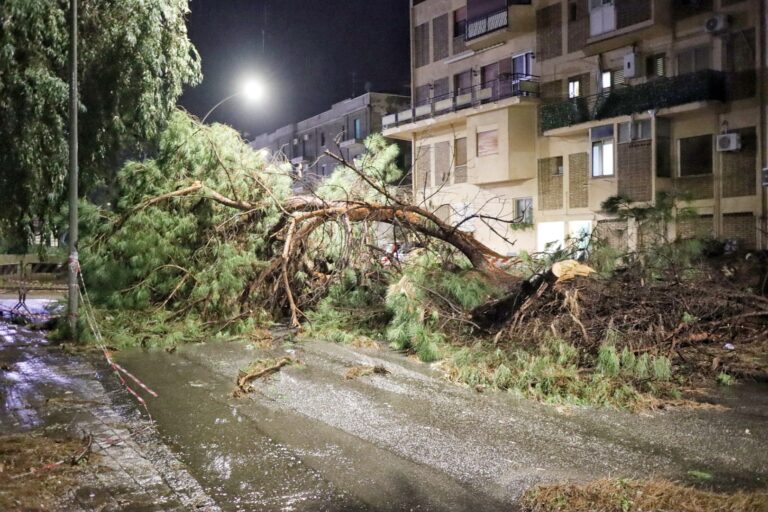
[[80, 111, 768, 409], [82, 111, 521, 334]]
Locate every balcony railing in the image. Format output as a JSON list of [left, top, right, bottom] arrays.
[[466, 7, 508, 41], [539, 70, 728, 133], [383, 74, 539, 130]]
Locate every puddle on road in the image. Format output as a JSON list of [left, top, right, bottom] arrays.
[[116, 351, 365, 512]]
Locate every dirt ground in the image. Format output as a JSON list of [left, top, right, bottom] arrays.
[[0, 433, 90, 511]]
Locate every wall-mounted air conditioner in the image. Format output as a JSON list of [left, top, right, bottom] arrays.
[[623, 52, 642, 79], [716, 133, 741, 152], [704, 14, 729, 34]]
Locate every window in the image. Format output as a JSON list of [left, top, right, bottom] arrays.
[[453, 7, 467, 38], [568, 78, 581, 98], [415, 22, 430, 68], [415, 84, 431, 106], [677, 46, 710, 75], [455, 137, 467, 183], [511, 52, 534, 78], [354, 119, 362, 139], [553, 156, 564, 175], [320, 132, 326, 147], [481, 62, 499, 89], [618, 120, 651, 143], [569, 0, 579, 22], [515, 197, 533, 224], [601, 71, 611, 89], [601, 69, 624, 90], [433, 77, 449, 100], [592, 140, 614, 176], [646, 53, 666, 78], [537, 221, 565, 252], [589, 0, 616, 36], [679, 135, 713, 176], [477, 129, 499, 156], [590, 124, 615, 177], [454, 70, 472, 95]]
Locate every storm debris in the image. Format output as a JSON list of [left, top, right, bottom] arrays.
[[344, 364, 390, 380], [233, 357, 294, 397], [521, 478, 768, 512]]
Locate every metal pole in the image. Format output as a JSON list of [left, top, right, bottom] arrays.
[[67, 0, 79, 339]]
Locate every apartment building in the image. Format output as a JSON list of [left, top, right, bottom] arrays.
[[384, 0, 767, 255], [251, 92, 411, 191]]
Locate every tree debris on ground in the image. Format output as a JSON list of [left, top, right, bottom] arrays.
[[345, 364, 390, 380], [233, 357, 294, 397], [521, 478, 768, 512], [0, 433, 91, 510]]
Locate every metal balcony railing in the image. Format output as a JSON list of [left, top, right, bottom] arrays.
[[383, 74, 539, 130], [539, 70, 728, 133], [466, 7, 508, 41]]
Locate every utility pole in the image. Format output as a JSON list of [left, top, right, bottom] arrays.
[[67, 0, 79, 339]]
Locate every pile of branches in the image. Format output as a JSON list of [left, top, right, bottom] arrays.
[[494, 265, 768, 380]]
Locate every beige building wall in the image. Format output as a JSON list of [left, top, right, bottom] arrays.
[[387, 0, 766, 254]]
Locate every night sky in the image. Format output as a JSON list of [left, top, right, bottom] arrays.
[[180, 0, 411, 139]]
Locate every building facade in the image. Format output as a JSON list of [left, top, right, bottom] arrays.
[[384, 0, 767, 255], [251, 92, 411, 191]]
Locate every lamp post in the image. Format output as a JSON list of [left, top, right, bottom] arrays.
[[68, 0, 79, 339], [201, 79, 265, 124]]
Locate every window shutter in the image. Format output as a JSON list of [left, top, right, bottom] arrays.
[[477, 129, 499, 156]]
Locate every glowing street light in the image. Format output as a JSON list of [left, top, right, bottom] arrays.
[[201, 76, 266, 124]]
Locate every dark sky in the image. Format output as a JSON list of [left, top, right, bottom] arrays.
[[180, 0, 411, 139]]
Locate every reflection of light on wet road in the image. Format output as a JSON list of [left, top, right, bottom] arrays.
[[15, 359, 73, 387], [0, 305, 73, 430], [0, 324, 17, 343]]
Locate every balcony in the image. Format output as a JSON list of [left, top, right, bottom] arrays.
[[583, 0, 669, 55], [466, 8, 508, 41], [383, 74, 539, 130], [539, 70, 727, 133], [463, 1, 534, 50]]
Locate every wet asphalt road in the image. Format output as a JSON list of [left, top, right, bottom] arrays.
[[115, 336, 768, 512]]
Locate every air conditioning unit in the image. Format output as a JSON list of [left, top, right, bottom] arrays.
[[704, 14, 729, 34], [716, 133, 741, 152], [623, 52, 641, 79]]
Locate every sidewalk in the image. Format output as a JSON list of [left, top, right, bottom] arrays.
[[0, 316, 218, 511]]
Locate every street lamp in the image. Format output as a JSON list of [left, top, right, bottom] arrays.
[[201, 77, 266, 124]]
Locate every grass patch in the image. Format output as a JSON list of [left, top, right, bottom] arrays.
[[521, 478, 768, 512]]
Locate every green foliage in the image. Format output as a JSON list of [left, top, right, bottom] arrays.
[[80, 111, 290, 344], [597, 345, 621, 377], [315, 134, 404, 203], [444, 337, 678, 408], [383, 252, 499, 361], [0, 0, 201, 248], [304, 270, 390, 341], [716, 372, 735, 386], [595, 191, 707, 280]]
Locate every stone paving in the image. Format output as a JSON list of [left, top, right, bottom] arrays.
[[0, 312, 219, 511]]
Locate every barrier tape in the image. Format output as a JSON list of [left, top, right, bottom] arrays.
[[74, 269, 158, 416]]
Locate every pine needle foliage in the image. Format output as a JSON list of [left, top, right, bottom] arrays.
[[81, 111, 291, 341], [384, 252, 500, 362]]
